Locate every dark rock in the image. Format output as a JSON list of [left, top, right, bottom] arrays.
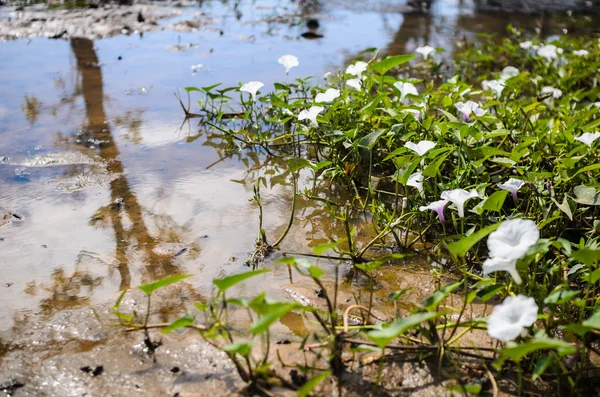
[[300, 32, 323, 39]]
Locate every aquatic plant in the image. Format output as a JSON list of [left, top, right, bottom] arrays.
[[134, 25, 600, 395]]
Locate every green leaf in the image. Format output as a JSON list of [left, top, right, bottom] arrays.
[[367, 312, 438, 348], [543, 289, 580, 305], [112, 290, 128, 310], [420, 281, 463, 311], [138, 274, 193, 295], [446, 384, 482, 394], [161, 314, 195, 334], [222, 340, 254, 357], [297, 371, 331, 397], [250, 302, 298, 334], [312, 240, 345, 255], [202, 83, 222, 93], [573, 185, 600, 205], [500, 338, 576, 362], [184, 87, 202, 93], [213, 269, 270, 292], [571, 248, 600, 265], [532, 355, 553, 381], [357, 129, 386, 149], [286, 157, 313, 173], [371, 54, 415, 75], [446, 223, 502, 257], [482, 190, 509, 213]]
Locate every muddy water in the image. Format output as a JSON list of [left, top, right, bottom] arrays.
[[0, 0, 574, 389]]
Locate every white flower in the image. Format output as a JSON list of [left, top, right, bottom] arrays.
[[482, 79, 505, 97], [498, 178, 525, 199], [416, 45, 435, 60], [407, 171, 423, 193], [419, 199, 448, 222], [278, 55, 299, 74], [541, 86, 562, 99], [298, 106, 324, 127], [455, 101, 486, 121], [346, 78, 362, 90], [575, 132, 600, 147], [500, 66, 519, 81], [440, 189, 479, 218], [594, 102, 600, 108], [324, 72, 332, 79], [519, 41, 533, 50], [240, 81, 264, 101], [315, 88, 340, 104], [404, 140, 436, 156], [282, 108, 294, 116], [487, 295, 538, 342], [482, 218, 539, 284], [394, 82, 418, 101], [537, 44, 560, 60], [573, 49, 589, 57], [346, 61, 368, 78]]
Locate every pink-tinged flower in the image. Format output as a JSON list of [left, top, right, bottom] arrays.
[[519, 41, 533, 50], [298, 106, 324, 127], [537, 44, 561, 61], [482, 79, 505, 98], [498, 178, 525, 199], [416, 45, 435, 60], [404, 140, 435, 156], [483, 218, 539, 284], [419, 199, 448, 222], [487, 295, 538, 342], [346, 78, 362, 90], [541, 86, 562, 99], [455, 101, 486, 121], [346, 61, 368, 78], [441, 189, 479, 218], [393, 82, 418, 101], [278, 55, 299, 74], [240, 81, 264, 101], [575, 132, 600, 147]]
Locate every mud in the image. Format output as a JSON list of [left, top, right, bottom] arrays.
[[0, 5, 184, 40], [0, 288, 245, 396]]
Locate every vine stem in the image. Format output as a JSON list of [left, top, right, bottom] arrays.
[[273, 170, 297, 248]]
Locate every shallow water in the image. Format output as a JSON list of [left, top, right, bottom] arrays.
[[0, 0, 575, 336]]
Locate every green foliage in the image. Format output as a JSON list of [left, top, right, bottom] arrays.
[[138, 274, 193, 295]]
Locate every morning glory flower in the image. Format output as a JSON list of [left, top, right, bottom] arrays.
[[487, 295, 538, 342], [346, 78, 362, 90], [482, 79, 505, 98], [573, 49, 589, 57], [415, 45, 435, 60], [455, 101, 486, 121], [419, 199, 448, 222], [323, 72, 332, 80], [498, 178, 525, 199], [315, 88, 340, 104], [298, 106, 324, 127], [346, 61, 368, 78], [404, 140, 436, 156], [407, 171, 423, 193], [278, 55, 299, 74], [440, 189, 479, 218], [541, 86, 562, 99], [500, 66, 519, 81], [519, 41, 533, 50], [575, 132, 600, 147], [240, 81, 264, 101], [394, 82, 418, 101], [482, 218, 539, 284], [537, 44, 560, 61]]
